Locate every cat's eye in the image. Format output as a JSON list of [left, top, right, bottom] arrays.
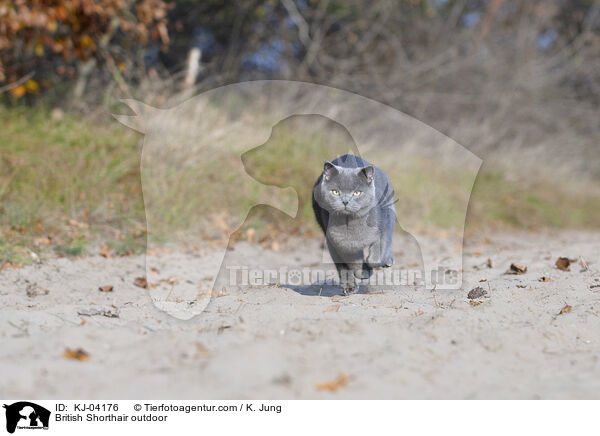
[[331, 190, 340, 196], [353, 191, 362, 196]]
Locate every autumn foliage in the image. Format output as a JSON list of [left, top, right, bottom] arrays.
[[0, 0, 169, 96]]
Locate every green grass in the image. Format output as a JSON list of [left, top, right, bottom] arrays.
[[0, 107, 599, 264], [0, 106, 144, 263]]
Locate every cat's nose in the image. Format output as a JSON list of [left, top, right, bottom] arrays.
[[342, 200, 349, 206]]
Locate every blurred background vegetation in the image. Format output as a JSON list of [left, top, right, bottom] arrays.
[[0, 0, 599, 264]]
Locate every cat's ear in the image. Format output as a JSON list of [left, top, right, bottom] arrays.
[[323, 161, 338, 181], [361, 166, 374, 183]]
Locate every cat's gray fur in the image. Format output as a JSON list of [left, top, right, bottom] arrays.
[[312, 154, 395, 294]]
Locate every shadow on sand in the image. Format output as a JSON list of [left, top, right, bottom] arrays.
[[281, 282, 373, 297]]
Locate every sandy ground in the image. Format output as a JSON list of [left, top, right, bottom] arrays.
[[1, 230, 599, 399]]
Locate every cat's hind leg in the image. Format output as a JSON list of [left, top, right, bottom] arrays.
[[380, 206, 395, 268], [367, 207, 395, 268]]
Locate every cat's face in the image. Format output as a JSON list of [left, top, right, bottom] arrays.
[[318, 161, 375, 214]]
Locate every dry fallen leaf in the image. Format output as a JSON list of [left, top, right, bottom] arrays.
[[506, 263, 527, 274], [558, 304, 572, 315], [99, 245, 111, 258], [134, 277, 148, 289], [471, 249, 483, 256], [195, 342, 210, 358], [0, 260, 22, 271], [33, 236, 52, 247], [245, 227, 256, 243], [67, 218, 89, 229], [487, 258, 493, 268], [98, 285, 114, 292], [555, 257, 574, 271], [324, 305, 340, 313], [469, 300, 483, 307], [315, 372, 350, 392], [33, 220, 45, 234], [63, 348, 90, 361], [416, 310, 425, 316], [539, 276, 552, 282], [203, 289, 227, 297]]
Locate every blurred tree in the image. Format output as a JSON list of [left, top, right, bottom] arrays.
[[0, 0, 170, 99], [0, 0, 598, 107]]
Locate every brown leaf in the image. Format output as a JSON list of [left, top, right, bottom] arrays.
[[555, 257, 573, 271], [506, 263, 527, 274], [98, 285, 114, 292], [558, 304, 572, 315], [33, 220, 45, 234], [33, 236, 52, 246], [315, 372, 350, 392], [416, 309, 425, 316], [203, 289, 227, 297], [67, 218, 88, 229], [324, 305, 340, 313], [63, 348, 90, 361], [539, 276, 552, 282], [195, 342, 210, 358], [471, 249, 482, 255], [0, 261, 21, 271], [469, 300, 483, 307], [487, 258, 493, 268], [99, 245, 111, 258], [134, 277, 148, 289]]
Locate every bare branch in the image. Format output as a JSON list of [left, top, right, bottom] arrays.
[[0, 71, 35, 94]]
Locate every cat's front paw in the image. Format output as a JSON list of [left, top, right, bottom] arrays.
[[355, 262, 373, 279], [341, 283, 359, 295], [382, 255, 394, 268], [366, 254, 394, 269]]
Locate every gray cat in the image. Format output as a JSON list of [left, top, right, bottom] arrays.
[[312, 154, 395, 294]]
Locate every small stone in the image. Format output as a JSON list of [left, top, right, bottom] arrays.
[[467, 286, 487, 299]]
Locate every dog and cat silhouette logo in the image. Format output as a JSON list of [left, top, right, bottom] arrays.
[[3, 402, 50, 433]]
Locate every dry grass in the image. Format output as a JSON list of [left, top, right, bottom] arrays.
[[0, 106, 598, 265]]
